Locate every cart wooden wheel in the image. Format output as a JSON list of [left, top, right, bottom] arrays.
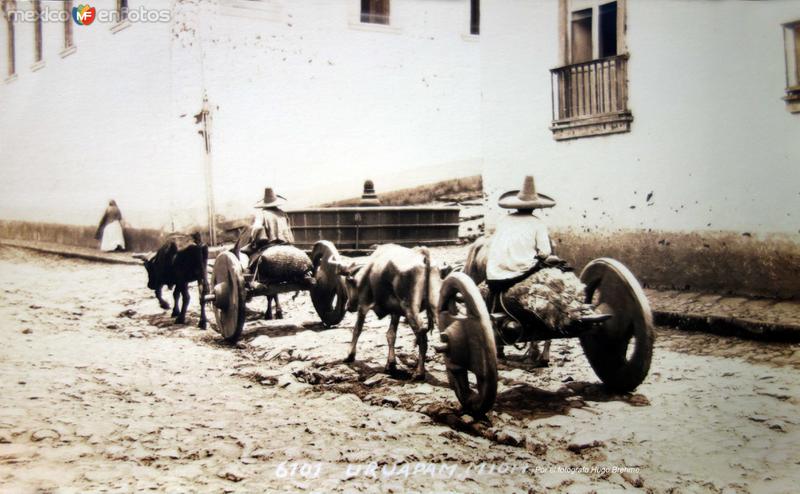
[[210, 251, 246, 343], [436, 272, 497, 416], [579, 258, 654, 393], [310, 241, 347, 327]]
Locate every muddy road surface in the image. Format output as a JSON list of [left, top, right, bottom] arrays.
[[0, 245, 798, 493]]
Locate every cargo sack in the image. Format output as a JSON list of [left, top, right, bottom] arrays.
[[255, 245, 313, 284], [489, 268, 596, 330]]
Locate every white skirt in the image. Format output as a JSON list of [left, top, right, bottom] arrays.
[[100, 220, 125, 252]]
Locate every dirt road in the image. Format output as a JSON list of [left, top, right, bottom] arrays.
[[0, 245, 798, 493]]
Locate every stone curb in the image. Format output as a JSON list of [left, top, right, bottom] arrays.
[[645, 288, 800, 343], [652, 310, 800, 343], [0, 239, 141, 266]]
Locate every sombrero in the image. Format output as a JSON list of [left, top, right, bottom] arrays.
[[254, 187, 287, 208], [498, 175, 556, 209]]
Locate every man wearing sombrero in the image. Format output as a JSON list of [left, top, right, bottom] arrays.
[[246, 187, 294, 253], [486, 175, 556, 292], [486, 175, 597, 330]]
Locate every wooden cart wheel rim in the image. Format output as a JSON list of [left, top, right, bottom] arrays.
[[437, 272, 498, 415], [580, 257, 654, 340], [579, 257, 654, 392], [310, 240, 348, 326], [438, 272, 489, 322], [211, 251, 246, 340]]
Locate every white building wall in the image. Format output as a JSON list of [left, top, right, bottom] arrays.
[[0, 0, 180, 230], [195, 0, 481, 220], [0, 0, 481, 231], [481, 0, 800, 239]]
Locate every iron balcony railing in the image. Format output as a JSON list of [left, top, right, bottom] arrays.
[[551, 54, 630, 123]]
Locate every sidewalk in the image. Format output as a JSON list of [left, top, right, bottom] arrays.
[[645, 289, 800, 342], [0, 238, 141, 266], [2, 238, 799, 342]]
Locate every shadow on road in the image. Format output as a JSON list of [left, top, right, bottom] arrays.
[[493, 381, 649, 422]]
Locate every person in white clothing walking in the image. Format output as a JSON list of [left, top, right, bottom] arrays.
[[95, 200, 126, 252]]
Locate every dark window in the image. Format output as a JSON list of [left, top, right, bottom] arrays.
[[33, 0, 42, 62], [570, 8, 592, 63], [795, 25, 800, 83], [785, 22, 799, 87], [361, 0, 389, 25], [470, 0, 480, 35], [64, 0, 73, 49], [794, 24, 800, 84], [3, 4, 14, 76], [117, 0, 128, 22], [599, 2, 617, 58], [783, 21, 800, 113]]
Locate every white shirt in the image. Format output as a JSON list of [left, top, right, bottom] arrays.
[[486, 212, 552, 281]]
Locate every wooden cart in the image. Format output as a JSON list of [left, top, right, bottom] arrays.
[[434, 258, 654, 415], [203, 241, 348, 342]]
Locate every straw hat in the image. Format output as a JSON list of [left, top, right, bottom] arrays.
[[254, 188, 287, 208], [498, 175, 556, 210]]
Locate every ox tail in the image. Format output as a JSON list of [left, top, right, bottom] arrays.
[[419, 246, 431, 302], [418, 246, 436, 333]]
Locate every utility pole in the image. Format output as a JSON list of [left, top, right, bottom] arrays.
[[196, 93, 217, 245]]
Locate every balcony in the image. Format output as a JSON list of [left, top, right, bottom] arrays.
[[550, 54, 632, 140]]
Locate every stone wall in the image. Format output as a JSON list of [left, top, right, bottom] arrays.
[[552, 229, 800, 300], [0, 221, 164, 253]]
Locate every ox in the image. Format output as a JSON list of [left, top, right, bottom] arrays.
[[464, 237, 550, 366], [143, 233, 209, 329], [334, 244, 442, 380]]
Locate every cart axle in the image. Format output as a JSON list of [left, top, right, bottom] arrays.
[[491, 311, 613, 344]]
